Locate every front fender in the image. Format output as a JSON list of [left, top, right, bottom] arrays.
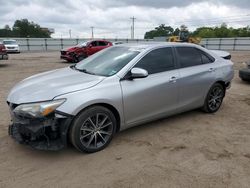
[[54, 79, 125, 128]]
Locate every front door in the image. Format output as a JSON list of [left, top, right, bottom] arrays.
[[120, 47, 179, 126]]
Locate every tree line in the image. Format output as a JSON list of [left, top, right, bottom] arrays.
[[144, 23, 250, 39], [0, 19, 51, 38]]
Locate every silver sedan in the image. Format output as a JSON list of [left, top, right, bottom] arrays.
[[7, 43, 234, 153]]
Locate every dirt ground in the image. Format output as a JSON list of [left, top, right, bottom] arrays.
[[0, 51, 250, 188]]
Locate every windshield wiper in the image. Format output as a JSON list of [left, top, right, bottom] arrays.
[[70, 65, 96, 75]]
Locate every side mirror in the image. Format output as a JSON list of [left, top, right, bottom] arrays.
[[88, 44, 93, 48], [129, 68, 148, 79]]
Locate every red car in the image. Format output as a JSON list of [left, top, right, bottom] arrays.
[[0, 42, 8, 60], [61, 40, 113, 63]]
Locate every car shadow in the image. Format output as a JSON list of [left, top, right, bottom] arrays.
[[60, 60, 74, 64], [0, 63, 11, 68], [116, 109, 203, 137], [10, 109, 205, 157]]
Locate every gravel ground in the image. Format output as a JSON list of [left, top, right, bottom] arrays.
[[0, 51, 250, 188]]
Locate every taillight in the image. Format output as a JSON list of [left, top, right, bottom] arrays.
[[1, 45, 6, 51]]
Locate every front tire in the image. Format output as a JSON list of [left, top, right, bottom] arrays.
[[70, 106, 116, 153], [202, 83, 225, 113]]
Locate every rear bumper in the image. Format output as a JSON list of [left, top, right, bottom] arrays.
[[9, 111, 73, 151]]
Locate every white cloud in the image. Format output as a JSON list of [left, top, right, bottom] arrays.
[[0, 0, 249, 39]]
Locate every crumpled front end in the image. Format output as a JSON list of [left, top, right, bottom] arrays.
[[8, 102, 73, 151]]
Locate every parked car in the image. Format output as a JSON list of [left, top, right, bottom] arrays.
[[0, 42, 8, 60], [239, 62, 250, 82], [60, 40, 112, 63], [112, 41, 124, 45], [8, 43, 234, 153], [3, 39, 20, 53]]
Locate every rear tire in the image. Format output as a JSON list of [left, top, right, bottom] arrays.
[[202, 83, 225, 113], [70, 106, 116, 153]]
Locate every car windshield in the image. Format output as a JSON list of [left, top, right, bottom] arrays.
[[77, 42, 89, 47], [74, 46, 140, 76], [3, 40, 17, 45]]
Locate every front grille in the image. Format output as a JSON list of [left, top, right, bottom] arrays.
[[61, 51, 67, 55]]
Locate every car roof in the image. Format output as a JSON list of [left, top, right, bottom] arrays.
[[91, 39, 111, 42], [119, 42, 200, 51], [3, 39, 17, 41]]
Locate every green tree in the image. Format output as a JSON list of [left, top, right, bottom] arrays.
[[173, 28, 180, 36], [192, 24, 250, 38], [144, 24, 174, 39], [0, 19, 51, 38]]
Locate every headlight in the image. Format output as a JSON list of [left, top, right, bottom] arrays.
[[13, 99, 66, 118]]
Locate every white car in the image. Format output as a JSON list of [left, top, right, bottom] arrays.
[[3, 40, 20, 53], [112, 41, 124, 45]]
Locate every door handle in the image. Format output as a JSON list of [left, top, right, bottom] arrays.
[[208, 68, 215, 72], [169, 76, 177, 83]]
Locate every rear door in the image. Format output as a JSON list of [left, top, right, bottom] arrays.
[[97, 41, 109, 51], [120, 47, 180, 126], [175, 47, 216, 111], [88, 41, 99, 55]]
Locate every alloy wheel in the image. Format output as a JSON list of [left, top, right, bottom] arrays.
[[208, 86, 224, 111], [79, 113, 113, 150]]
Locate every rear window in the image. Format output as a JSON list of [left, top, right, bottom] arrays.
[[176, 47, 202, 68], [176, 47, 215, 68], [98, 41, 108, 46]]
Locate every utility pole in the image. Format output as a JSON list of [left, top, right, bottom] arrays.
[[90, 26, 94, 39], [130, 16, 136, 39], [131, 26, 133, 39], [69, 29, 71, 38]]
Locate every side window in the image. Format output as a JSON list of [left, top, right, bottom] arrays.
[[201, 53, 212, 64], [91, 41, 98, 46], [135, 47, 175, 74], [176, 47, 202, 68], [196, 49, 215, 64], [98, 41, 107, 46]]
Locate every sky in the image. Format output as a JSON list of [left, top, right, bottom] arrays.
[[0, 0, 250, 39]]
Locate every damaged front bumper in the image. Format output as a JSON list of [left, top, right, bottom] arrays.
[[8, 110, 73, 151]]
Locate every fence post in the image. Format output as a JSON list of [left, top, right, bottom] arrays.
[[233, 38, 237, 51], [76, 38, 79, 45], [26, 38, 30, 51], [206, 39, 208, 48], [44, 38, 47, 51], [60, 38, 63, 49], [218, 38, 222, 50]]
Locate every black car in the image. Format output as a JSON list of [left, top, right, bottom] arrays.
[[239, 62, 250, 82]]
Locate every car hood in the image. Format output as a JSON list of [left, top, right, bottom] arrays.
[[62, 46, 85, 52], [7, 67, 105, 104]]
